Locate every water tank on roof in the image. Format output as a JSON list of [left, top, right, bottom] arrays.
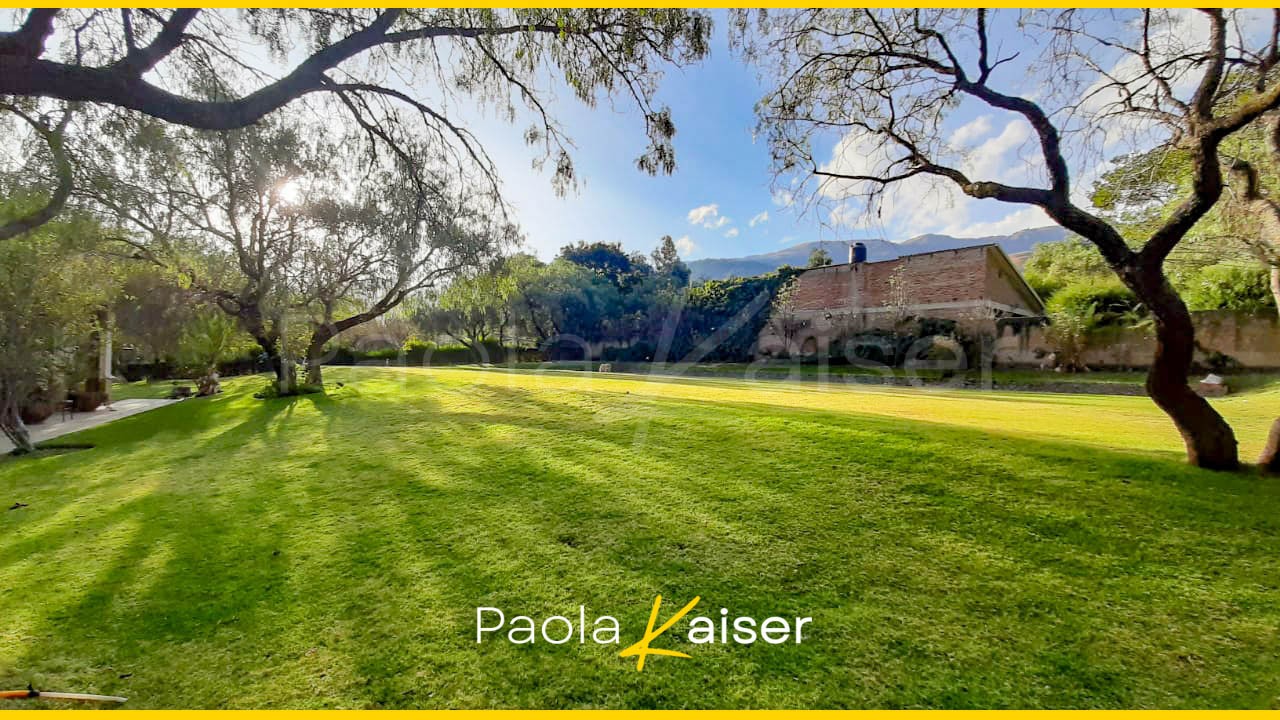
[[849, 242, 867, 264]]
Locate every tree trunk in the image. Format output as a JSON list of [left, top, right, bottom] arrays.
[[304, 326, 336, 387], [305, 343, 325, 386], [1141, 273, 1240, 470], [277, 355, 298, 396], [1, 403, 34, 455], [1260, 418, 1280, 474], [251, 335, 298, 397]]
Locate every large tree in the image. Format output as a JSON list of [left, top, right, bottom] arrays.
[[0, 9, 711, 237], [83, 111, 506, 394], [296, 180, 511, 385], [0, 206, 115, 453], [740, 9, 1280, 470]]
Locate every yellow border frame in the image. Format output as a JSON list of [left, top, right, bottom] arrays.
[[3, 2, 1279, 714]]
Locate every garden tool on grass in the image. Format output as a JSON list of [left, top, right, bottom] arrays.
[[1, 684, 127, 704]]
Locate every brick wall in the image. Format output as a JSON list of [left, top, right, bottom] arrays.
[[760, 246, 1044, 358], [789, 245, 1009, 312]]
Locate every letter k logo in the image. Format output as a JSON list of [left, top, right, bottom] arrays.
[[619, 594, 701, 671]]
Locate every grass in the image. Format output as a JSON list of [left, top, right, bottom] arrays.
[[511, 361, 1280, 394], [110, 379, 194, 401], [2, 366, 1279, 709]]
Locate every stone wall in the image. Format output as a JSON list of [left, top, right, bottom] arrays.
[[994, 311, 1280, 369]]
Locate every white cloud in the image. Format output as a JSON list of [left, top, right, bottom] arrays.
[[749, 211, 769, 227], [820, 118, 1050, 239], [949, 115, 994, 150], [942, 206, 1051, 238], [724, 227, 740, 238], [674, 235, 697, 257], [687, 203, 732, 230], [687, 203, 719, 226], [961, 119, 1038, 184], [772, 189, 794, 207]]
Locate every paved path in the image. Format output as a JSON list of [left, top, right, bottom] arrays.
[[2, 398, 179, 454]]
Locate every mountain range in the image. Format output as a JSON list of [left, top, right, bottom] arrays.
[[686, 226, 1071, 281]]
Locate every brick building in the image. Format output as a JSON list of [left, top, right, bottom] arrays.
[[758, 243, 1044, 357]]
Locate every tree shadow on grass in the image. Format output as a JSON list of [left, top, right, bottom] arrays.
[[4, 373, 1280, 708]]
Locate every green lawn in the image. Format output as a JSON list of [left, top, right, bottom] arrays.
[[110, 379, 195, 401], [512, 360, 1280, 394], [3, 367, 1279, 709]]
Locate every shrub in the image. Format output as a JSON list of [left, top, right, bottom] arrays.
[[327, 339, 520, 366], [1041, 280, 1142, 371], [1177, 264, 1276, 314], [1045, 280, 1143, 327]]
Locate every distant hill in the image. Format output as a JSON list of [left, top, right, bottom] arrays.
[[687, 226, 1071, 281]]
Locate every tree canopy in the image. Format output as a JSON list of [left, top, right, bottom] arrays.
[[740, 8, 1280, 469], [0, 9, 712, 238]]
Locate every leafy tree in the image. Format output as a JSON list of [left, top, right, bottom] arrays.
[[179, 310, 255, 396], [111, 264, 195, 365], [0, 206, 115, 453], [0, 101, 72, 241], [807, 248, 833, 268], [1022, 239, 1111, 300], [0, 9, 711, 236], [559, 241, 652, 288], [652, 235, 691, 286], [293, 169, 511, 385], [418, 270, 517, 361], [1091, 124, 1279, 318], [84, 110, 507, 392], [741, 8, 1280, 469]]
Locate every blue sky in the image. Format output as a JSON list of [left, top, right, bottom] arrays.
[[468, 8, 1271, 263], [468, 10, 1062, 262], [13, 9, 1251, 263], [466, 12, 808, 262]]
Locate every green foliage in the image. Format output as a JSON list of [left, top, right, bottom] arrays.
[[0, 203, 119, 437], [1044, 280, 1143, 328], [1041, 280, 1143, 371], [669, 267, 803, 362], [830, 318, 983, 369], [1022, 239, 1111, 300], [1175, 264, 1277, 314], [806, 247, 833, 267], [179, 311, 257, 373], [252, 380, 324, 399], [559, 241, 651, 285], [651, 235, 691, 286]]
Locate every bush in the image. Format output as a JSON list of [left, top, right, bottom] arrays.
[[253, 382, 324, 400], [1045, 280, 1143, 327], [602, 341, 659, 362], [327, 339, 521, 366], [1177, 264, 1276, 314]]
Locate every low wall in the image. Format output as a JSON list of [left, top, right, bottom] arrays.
[[994, 311, 1280, 369]]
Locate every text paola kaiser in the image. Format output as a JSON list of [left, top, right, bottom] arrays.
[[476, 597, 812, 669]]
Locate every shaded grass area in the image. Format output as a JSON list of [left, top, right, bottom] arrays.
[[2, 367, 1279, 709], [109, 379, 196, 401]]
